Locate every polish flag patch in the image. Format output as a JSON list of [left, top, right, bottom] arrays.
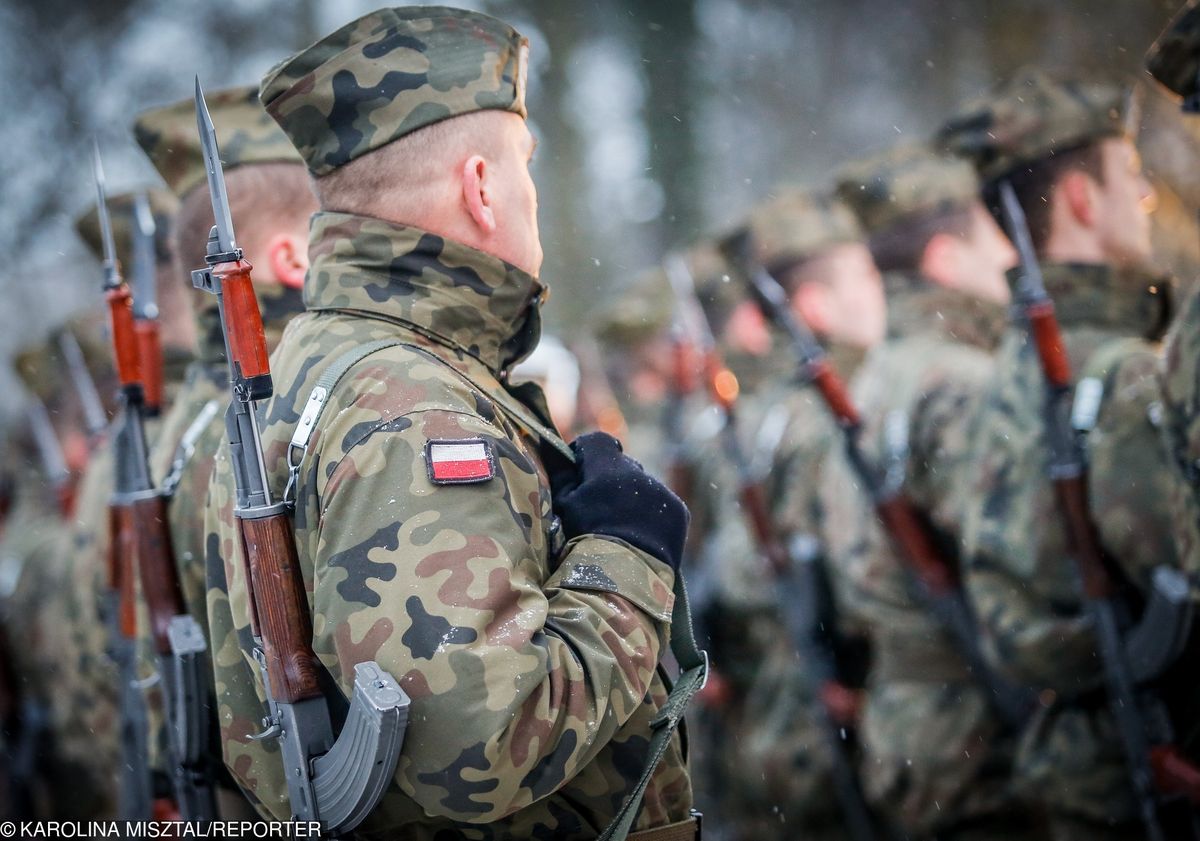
[[425, 439, 496, 485]]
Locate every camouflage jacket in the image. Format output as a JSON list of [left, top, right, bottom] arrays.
[[961, 262, 1176, 822], [1160, 281, 1200, 572], [735, 346, 866, 829], [820, 273, 1014, 834], [49, 346, 192, 810], [203, 213, 691, 838]]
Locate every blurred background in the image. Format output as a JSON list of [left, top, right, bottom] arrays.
[[1, 0, 1198, 423]]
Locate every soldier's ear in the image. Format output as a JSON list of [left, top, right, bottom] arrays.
[[792, 280, 831, 337], [919, 232, 962, 289], [265, 232, 308, 290], [1058, 169, 1097, 230], [462, 154, 497, 235]]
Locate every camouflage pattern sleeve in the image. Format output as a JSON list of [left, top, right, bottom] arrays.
[[307, 407, 675, 823], [1160, 283, 1200, 572], [965, 336, 1177, 693]]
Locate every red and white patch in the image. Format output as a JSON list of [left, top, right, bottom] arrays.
[[425, 439, 496, 485]]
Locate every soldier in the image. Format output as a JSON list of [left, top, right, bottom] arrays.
[[1, 334, 113, 818], [817, 144, 1036, 840], [49, 188, 188, 819], [1149, 4, 1200, 577], [942, 70, 1179, 841], [202, 7, 696, 837], [719, 188, 884, 841], [129, 84, 317, 817]]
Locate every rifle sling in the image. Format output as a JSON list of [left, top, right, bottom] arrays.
[[290, 337, 706, 840]]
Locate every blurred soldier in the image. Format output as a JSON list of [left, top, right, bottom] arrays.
[[1149, 3, 1200, 579], [819, 144, 1034, 840], [203, 7, 696, 837], [722, 188, 884, 841], [0, 340, 101, 818], [943, 71, 1179, 841], [51, 188, 186, 818], [131, 86, 314, 817]]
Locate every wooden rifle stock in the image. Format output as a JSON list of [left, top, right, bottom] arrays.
[[1152, 746, 1200, 804], [109, 503, 140, 640], [135, 320, 164, 415], [737, 482, 789, 576], [811, 360, 861, 428], [107, 284, 142, 392], [238, 511, 323, 705], [874, 496, 957, 597], [1026, 300, 1072, 389], [131, 494, 185, 656]]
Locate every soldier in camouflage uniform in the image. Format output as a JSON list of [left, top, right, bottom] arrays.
[[0, 344, 93, 818], [1149, 4, 1200, 586], [817, 145, 1040, 840], [131, 86, 315, 816], [943, 71, 1180, 841], [202, 8, 696, 838], [719, 188, 884, 841], [50, 188, 190, 817]]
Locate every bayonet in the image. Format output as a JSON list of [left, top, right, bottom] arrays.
[[58, 330, 108, 441], [195, 78, 237, 256]]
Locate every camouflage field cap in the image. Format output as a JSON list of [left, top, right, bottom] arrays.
[[260, 6, 529, 177], [745, 188, 861, 273], [835, 144, 979, 235], [133, 85, 303, 199], [75, 188, 178, 267], [596, 241, 733, 345], [13, 338, 62, 403], [1147, 2, 1200, 100], [937, 69, 1130, 182]]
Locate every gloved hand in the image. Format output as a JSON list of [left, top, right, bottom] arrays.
[[551, 432, 689, 572]]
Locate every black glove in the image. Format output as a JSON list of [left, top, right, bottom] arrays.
[[551, 432, 689, 572]]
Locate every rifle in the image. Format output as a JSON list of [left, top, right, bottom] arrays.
[[92, 150, 219, 824], [27, 397, 75, 517], [58, 328, 109, 444], [190, 79, 408, 833], [725, 230, 1034, 733], [132, 193, 165, 417], [92, 141, 155, 824], [662, 252, 882, 841], [998, 181, 1200, 841]]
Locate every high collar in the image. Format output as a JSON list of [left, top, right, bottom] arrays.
[[1010, 262, 1174, 342], [193, 279, 306, 366], [884, 271, 1007, 351], [304, 212, 546, 376]]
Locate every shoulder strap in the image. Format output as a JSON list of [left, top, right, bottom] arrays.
[[286, 338, 706, 840], [284, 339, 405, 506], [161, 399, 222, 497]]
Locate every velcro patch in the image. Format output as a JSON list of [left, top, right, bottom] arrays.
[[425, 439, 496, 485]]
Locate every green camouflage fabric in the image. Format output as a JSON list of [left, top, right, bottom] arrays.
[[961, 262, 1179, 828], [835, 144, 980, 236], [203, 213, 691, 836], [1147, 1, 1200, 101], [744, 188, 861, 275], [75, 189, 178, 268], [134, 85, 303, 199], [733, 347, 868, 840], [820, 273, 1028, 837], [0, 466, 108, 818], [1162, 283, 1200, 580], [937, 70, 1130, 183], [260, 7, 529, 177], [596, 242, 737, 349]]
